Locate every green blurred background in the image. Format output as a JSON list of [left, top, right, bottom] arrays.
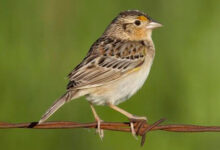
[[1, 0, 220, 149]]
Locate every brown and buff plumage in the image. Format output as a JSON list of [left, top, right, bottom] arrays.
[[39, 10, 162, 138]]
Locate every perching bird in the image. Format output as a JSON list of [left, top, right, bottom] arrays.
[[39, 10, 162, 138]]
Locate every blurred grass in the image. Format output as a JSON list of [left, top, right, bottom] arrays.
[[1, 0, 220, 150]]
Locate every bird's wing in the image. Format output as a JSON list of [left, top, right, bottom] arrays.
[[67, 38, 147, 89]]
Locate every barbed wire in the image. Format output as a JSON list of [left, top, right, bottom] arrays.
[[1, 118, 220, 146]]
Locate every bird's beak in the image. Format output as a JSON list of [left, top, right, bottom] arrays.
[[146, 21, 162, 29]]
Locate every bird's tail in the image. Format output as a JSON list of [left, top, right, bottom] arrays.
[[38, 91, 77, 124]]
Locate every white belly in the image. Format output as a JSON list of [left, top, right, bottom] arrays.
[[86, 55, 154, 105]]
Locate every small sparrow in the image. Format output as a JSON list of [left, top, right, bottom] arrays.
[[39, 10, 162, 138]]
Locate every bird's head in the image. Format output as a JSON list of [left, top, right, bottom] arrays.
[[103, 10, 162, 41]]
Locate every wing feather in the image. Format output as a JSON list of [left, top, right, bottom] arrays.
[[67, 37, 147, 89]]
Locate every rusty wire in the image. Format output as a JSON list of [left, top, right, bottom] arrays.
[[1, 118, 220, 146]]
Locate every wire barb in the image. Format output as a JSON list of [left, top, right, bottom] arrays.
[[1, 119, 220, 146], [139, 118, 166, 146]]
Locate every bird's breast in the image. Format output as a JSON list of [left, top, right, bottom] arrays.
[[85, 40, 155, 106]]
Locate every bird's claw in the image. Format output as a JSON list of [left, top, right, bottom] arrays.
[[129, 116, 148, 139], [96, 119, 104, 140]]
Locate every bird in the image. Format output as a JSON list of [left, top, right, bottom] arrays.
[[38, 10, 162, 138]]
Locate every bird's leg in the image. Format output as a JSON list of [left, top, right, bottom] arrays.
[[108, 103, 147, 138], [89, 103, 104, 139]]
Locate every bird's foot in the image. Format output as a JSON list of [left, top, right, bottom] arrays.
[[89, 103, 104, 139], [95, 119, 104, 140], [129, 116, 148, 139]]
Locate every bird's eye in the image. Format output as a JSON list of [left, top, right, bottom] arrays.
[[134, 20, 141, 26]]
